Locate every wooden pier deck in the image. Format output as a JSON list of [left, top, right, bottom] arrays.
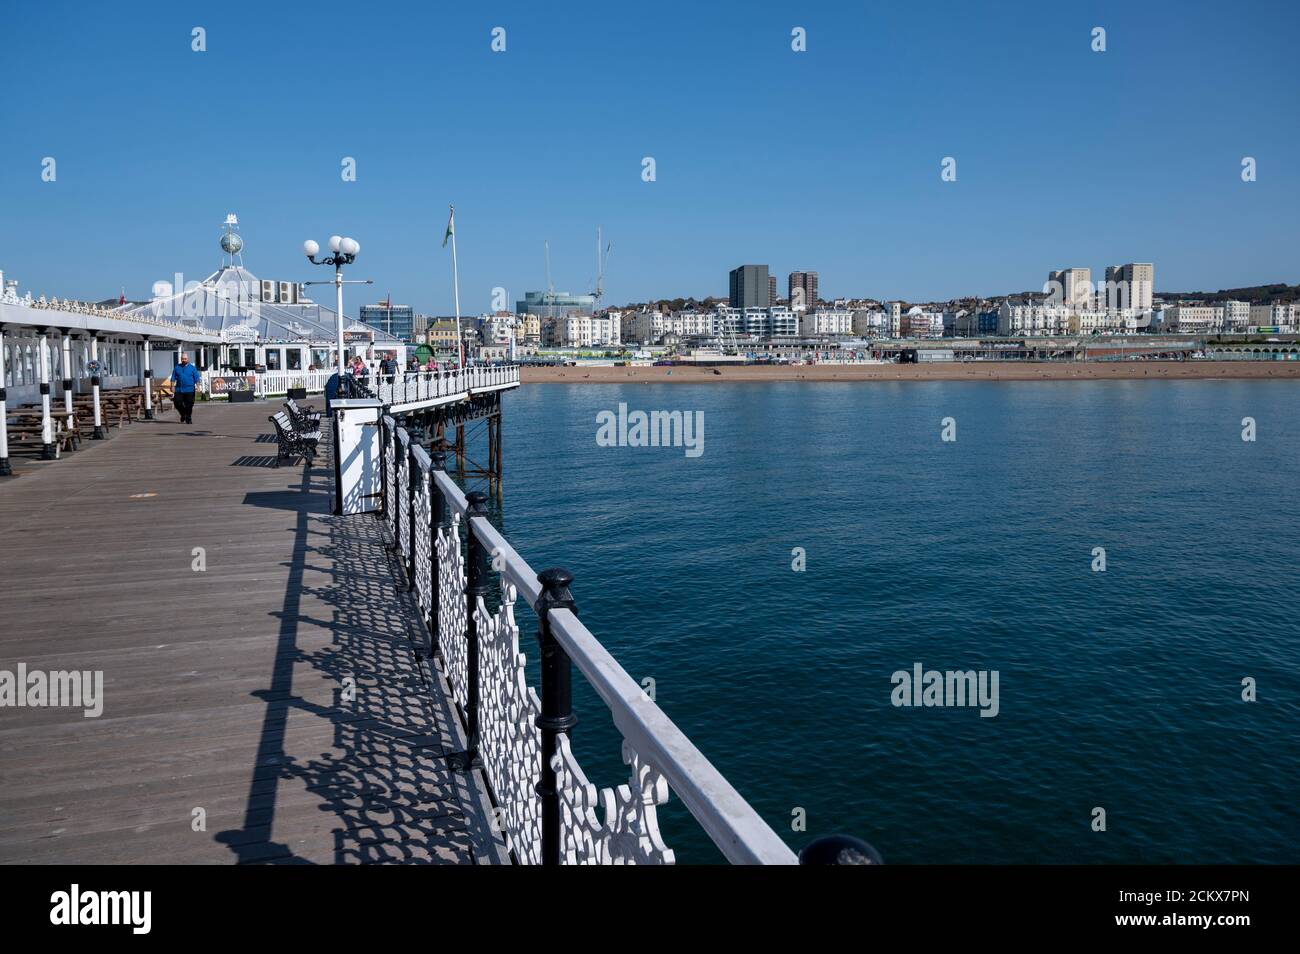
[[0, 400, 506, 864]]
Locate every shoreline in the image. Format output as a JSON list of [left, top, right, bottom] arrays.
[[520, 361, 1300, 383]]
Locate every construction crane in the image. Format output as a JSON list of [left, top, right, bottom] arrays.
[[592, 226, 613, 310], [543, 240, 555, 310]]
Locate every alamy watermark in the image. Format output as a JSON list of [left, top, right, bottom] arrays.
[[891, 663, 999, 718], [1, 664, 103, 717], [50, 885, 150, 934], [596, 402, 704, 458]]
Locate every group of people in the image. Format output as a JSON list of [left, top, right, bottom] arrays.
[[374, 353, 444, 378], [163, 349, 469, 423], [323, 352, 459, 411]]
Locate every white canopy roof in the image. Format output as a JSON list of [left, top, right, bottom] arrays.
[[115, 265, 400, 346]]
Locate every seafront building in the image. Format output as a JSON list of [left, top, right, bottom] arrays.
[[1250, 302, 1298, 331], [1221, 300, 1251, 332], [1164, 304, 1224, 334], [852, 308, 890, 337], [1047, 267, 1092, 308], [789, 270, 819, 311], [555, 312, 621, 347], [1103, 263, 1155, 311], [998, 301, 1072, 336], [800, 309, 853, 336], [421, 319, 462, 353], [729, 265, 771, 309], [533, 254, 1298, 352], [515, 289, 596, 319], [359, 300, 416, 342], [902, 306, 946, 338]]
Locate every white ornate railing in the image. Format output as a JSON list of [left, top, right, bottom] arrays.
[[374, 366, 519, 408], [379, 414, 818, 866]]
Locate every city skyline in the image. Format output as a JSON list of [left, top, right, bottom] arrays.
[[1, 1, 1297, 315]]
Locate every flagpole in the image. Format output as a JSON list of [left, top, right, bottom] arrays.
[[449, 205, 463, 368]]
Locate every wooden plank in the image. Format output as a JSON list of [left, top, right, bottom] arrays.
[[0, 401, 508, 865]]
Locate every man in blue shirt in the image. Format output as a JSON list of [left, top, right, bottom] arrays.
[[170, 353, 201, 424]]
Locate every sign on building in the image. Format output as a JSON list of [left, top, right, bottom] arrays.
[[209, 374, 256, 395]]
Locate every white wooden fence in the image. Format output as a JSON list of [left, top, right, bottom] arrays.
[[200, 369, 332, 399]]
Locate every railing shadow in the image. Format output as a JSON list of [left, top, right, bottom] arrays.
[[215, 438, 488, 864]]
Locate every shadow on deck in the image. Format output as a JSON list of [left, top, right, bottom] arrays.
[[0, 401, 506, 865], [216, 461, 501, 864]]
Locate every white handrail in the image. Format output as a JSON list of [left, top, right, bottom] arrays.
[[547, 606, 796, 864], [402, 424, 797, 865]]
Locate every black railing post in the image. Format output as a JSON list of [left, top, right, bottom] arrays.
[[378, 418, 389, 521], [406, 441, 418, 590], [389, 424, 402, 552], [534, 567, 579, 866], [427, 447, 448, 660], [798, 835, 883, 865], [449, 490, 489, 771]]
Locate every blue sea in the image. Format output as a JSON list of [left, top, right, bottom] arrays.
[[489, 381, 1300, 864]]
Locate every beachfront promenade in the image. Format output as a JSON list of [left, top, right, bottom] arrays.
[[0, 401, 506, 864]]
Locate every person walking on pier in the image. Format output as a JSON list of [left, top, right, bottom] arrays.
[[170, 353, 201, 424]]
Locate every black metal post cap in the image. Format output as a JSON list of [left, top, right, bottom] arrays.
[[538, 567, 574, 592], [798, 835, 883, 866], [431, 449, 447, 470], [466, 490, 488, 513]]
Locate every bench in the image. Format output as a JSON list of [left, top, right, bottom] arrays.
[[284, 398, 321, 432], [71, 396, 131, 430], [268, 412, 319, 467], [3, 421, 77, 456]]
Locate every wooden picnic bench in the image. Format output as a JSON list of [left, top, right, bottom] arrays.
[[3, 417, 78, 455], [70, 394, 133, 429], [13, 407, 81, 447]]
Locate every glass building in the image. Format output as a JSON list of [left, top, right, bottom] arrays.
[[515, 290, 596, 319], [360, 301, 416, 342]]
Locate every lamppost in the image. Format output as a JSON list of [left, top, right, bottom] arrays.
[[302, 235, 371, 379]]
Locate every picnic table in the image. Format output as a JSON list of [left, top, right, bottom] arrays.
[[68, 391, 140, 429], [4, 408, 79, 455]]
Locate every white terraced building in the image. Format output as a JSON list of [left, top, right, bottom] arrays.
[[1222, 300, 1251, 332], [556, 313, 621, 347], [799, 309, 854, 336], [851, 309, 890, 336], [1249, 302, 1297, 331], [998, 301, 1071, 336], [626, 307, 805, 344], [901, 306, 946, 338], [1069, 308, 1140, 334], [1164, 304, 1224, 334]]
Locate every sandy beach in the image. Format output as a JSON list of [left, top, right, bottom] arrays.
[[520, 361, 1300, 384]]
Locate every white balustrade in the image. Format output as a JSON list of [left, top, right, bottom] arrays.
[[379, 414, 798, 866]]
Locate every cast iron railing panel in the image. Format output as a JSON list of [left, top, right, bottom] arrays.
[[378, 414, 798, 865]]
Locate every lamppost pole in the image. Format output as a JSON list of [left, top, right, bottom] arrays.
[[335, 262, 345, 378], [302, 235, 370, 381]]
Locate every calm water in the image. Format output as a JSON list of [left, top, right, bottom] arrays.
[[486, 381, 1300, 864]]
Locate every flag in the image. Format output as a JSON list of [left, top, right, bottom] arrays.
[[442, 206, 454, 248], [119, 287, 126, 305]]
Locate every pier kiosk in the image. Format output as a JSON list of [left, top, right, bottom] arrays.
[[332, 398, 384, 516]]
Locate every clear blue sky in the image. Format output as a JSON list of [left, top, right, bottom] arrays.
[[1, 0, 1296, 314]]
